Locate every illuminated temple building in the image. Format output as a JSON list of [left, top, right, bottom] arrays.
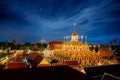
[[44, 23, 118, 71]]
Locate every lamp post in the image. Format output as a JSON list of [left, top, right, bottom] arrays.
[[64, 36, 66, 42], [97, 45, 101, 53], [85, 36, 87, 43], [81, 35, 83, 42], [93, 45, 96, 53], [64, 36, 69, 42]]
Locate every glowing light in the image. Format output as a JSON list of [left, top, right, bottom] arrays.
[[66, 36, 69, 39], [81, 35, 83, 38], [73, 22, 76, 26]]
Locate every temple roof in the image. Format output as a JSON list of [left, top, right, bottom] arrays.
[[98, 50, 113, 57], [63, 41, 88, 45], [48, 40, 63, 45]]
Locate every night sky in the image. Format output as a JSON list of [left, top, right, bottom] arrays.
[[0, 0, 120, 44]]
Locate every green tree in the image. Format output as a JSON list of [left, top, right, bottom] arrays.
[[22, 42, 32, 50]]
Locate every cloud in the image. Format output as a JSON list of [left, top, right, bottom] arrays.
[[0, 0, 120, 43]]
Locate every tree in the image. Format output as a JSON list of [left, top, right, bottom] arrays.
[[39, 43, 47, 50], [7, 43, 15, 50], [31, 43, 39, 51], [22, 43, 32, 50]]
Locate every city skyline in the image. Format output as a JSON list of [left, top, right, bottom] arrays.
[[0, 0, 120, 43]]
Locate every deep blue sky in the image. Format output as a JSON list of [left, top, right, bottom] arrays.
[[0, 0, 120, 44]]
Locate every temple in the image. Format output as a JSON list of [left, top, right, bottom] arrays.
[[44, 23, 118, 72]]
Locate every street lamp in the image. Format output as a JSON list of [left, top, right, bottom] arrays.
[[81, 35, 84, 42]]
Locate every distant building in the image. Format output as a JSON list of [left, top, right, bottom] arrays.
[[40, 37, 46, 44], [110, 38, 117, 45]]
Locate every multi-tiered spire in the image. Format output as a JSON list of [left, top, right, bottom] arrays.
[[71, 22, 79, 41], [40, 37, 46, 43]]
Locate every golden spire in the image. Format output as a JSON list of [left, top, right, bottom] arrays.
[[72, 22, 78, 36], [71, 22, 79, 42], [40, 37, 46, 43]]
